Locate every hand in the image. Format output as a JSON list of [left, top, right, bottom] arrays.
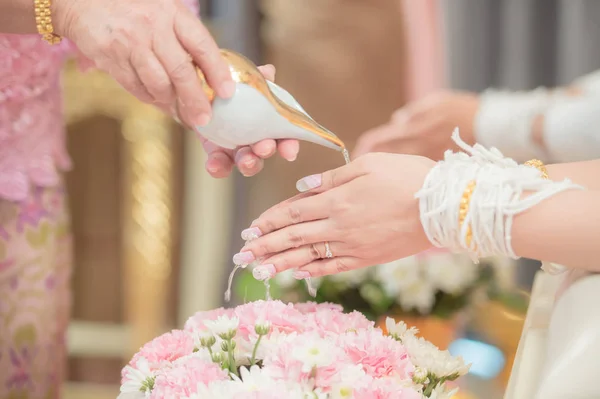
[[235, 153, 435, 278], [54, 0, 232, 129], [353, 91, 479, 161], [200, 65, 300, 178]]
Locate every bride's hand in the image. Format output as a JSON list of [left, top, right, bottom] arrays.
[[235, 153, 435, 278]]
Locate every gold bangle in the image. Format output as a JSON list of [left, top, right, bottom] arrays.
[[459, 180, 476, 247], [524, 159, 549, 180], [34, 0, 62, 45]]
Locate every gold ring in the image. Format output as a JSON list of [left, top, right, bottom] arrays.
[[311, 243, 323, 259]]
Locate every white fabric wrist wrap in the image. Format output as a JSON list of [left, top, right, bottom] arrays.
[[416, 129, 583, 263], [474, 88, 570, 163]]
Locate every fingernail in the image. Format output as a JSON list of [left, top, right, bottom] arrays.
[[195, 113, 212, 128], [286, 152, 298, 162], [253, 264, 276, 281], [219, 81, 236, 98], [293, 270, 311, 280], [233, 251, 255, 266], [244, 159, 256, 169], [296, 174, 322, 192], [241, 227, 262, 241]]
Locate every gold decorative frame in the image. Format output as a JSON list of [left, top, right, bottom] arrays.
[[64, 61, 176, 357]]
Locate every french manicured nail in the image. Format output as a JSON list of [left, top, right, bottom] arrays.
[[293, 270, 311, 279], [195, 113, 212, 128], [219, 81, 236, 98], [296, 174, 321, 192], [241, 227, 262, 241], [233, 251, 255, 266], [252, 264, 276, 281]]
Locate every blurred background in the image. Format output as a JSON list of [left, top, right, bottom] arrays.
[[60, 1, 600, 398]]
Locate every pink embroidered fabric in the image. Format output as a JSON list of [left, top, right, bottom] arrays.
[[0, 35, 73, 203], [0, 0, 200, 204]]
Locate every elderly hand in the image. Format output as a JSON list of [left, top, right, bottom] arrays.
[[234, 153, 435, 279], [200, 64, 300, 178], [53, 1, 299, 177], [353, 91, 479, 161]]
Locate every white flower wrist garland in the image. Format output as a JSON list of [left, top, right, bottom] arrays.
[[416, 129, 583, 262]]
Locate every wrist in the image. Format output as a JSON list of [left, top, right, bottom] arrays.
[[49, 0, 75, 37]]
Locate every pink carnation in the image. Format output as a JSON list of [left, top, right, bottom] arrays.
[[341, 330, 414, 380], [293, 302, 343, 314], [234, 300, 305, 338], [150, 356, 228, 399], [354, 378, 422, 399], [127, 330, 194, 377], [309, 309, 374, 336], [184, 307, 235, 332]]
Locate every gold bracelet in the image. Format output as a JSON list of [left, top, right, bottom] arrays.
[[524, 159, 549, 179], [459, 180, 476, 247], [34, 0, 62, 45]]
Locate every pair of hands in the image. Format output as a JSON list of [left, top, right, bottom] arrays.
[[237, 153, 435, 279], [53, 0, 297, 177], [236, 92, 480, 278]]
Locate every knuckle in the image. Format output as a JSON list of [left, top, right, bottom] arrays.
[[286, 231, 304, 248], [258, 242, 273, 256], [287, 206, 302, 224], [169, 59, 194, 82], [263, 218, 277, 233]]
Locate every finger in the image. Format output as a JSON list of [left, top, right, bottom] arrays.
[[250, 140, 277, 159], [175, 10, 235, 99], [235, 146, 264, 177], [259, 241, 343, 274], [131, 49, 175, 104], [107, 63, 154, 103], [277, 139, 300, 161], [295, 162, 366, 194], [205, 151, 235, 178], [236, 220, 332, 263], [296, 257, 363, 278], [154, 34, 212, 129], [257, 64, 276, 82]]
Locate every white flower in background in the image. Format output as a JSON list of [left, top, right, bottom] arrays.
[[425, 254, 478, 295], [403, 334, 471, 379], [117, 393, 147, 399], [275, 269, 297, 288], [385, 318, 419, 341], [375, 257, 421, 296], [232, 365, 279, 391], [397, 279, 436, 314], [203, 315, 239, 339], [329, 364, 372, 398], [330, 268, 371, 287], [119, 357, 154, 396], [429, 385, 459, 399], [292, 336, 337, 372]]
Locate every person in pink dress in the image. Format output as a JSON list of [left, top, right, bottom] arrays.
[[0, 0, 299, 396]]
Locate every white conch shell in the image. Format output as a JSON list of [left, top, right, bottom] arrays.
[[196, 80, 342, 151]]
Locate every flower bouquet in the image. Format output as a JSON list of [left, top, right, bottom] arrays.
[[118, 300, 469, 398]]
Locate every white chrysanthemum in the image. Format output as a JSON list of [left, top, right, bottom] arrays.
[[403, 334, 471, 378], [375, 257, 421, 296], [329, 268, 371, 287], [329, 364, 372, 398], [186, 380, 241, 399], [425, 254, 478, 295], [291, 337, 337, 372], [203, 315, 239, 338], [385, 318, 419, 341], [117, 393, 147, 399], [119, 357, 153, 396], [397, 279, 436, 314]]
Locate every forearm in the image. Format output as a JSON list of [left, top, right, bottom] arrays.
[[512, 189, 600, 270]]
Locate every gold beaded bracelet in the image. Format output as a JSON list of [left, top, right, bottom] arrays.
[[459, 180, 476, 247], [34, 0, 62, 45], [524, 159, 549, 180]]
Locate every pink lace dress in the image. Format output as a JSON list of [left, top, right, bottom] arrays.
[[0, 34, 73, 399], [0, 3, 200, 397]]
